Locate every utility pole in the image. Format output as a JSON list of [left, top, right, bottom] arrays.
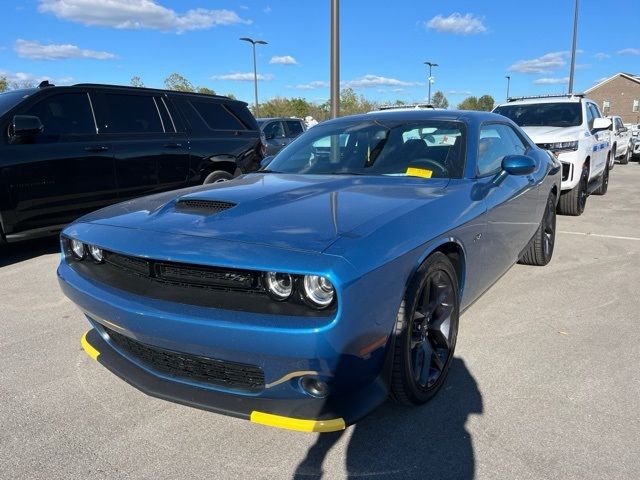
[[330, 0, 340, 118], [505, 75, 511, 100], [424, 61, 438, 104], [239, 37, 267, 117], [568, 0, 579, 94]]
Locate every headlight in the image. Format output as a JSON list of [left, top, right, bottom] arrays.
[[89, 245, 104, 263], [70, 239, 86, 260], [546, 141, 579, 152], [302, 275, 335, 308], [264, 272, 293, 300]]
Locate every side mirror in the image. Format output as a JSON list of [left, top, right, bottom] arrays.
[[619, 127, 628, 133], [502, 155, 536, 176], [592, 117, 612, 133], [11, 115, 44, 138], [260, 155, 275, 169]]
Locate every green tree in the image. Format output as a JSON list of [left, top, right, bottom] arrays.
[[196, 87, 216, 95], [0, 76, 8, 93], [164, 72, 195, 92], [477, 94, 495, 111], [431, 91, 449, 109], [458, 96, 479, 110], [130, 76, 144, 88], [225, 93, 237, 100]]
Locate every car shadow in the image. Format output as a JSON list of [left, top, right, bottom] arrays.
[[293, 358, 482, 479], [0, 236, 60, 268]]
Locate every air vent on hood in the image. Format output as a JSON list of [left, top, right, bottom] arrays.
[[176, 199, 236, 213]]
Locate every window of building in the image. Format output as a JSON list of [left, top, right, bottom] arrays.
[[633, 99, 639, 113]]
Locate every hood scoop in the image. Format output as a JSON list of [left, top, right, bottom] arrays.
[[176, 198, 236, 213]]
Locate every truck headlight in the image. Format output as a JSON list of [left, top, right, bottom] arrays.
[[547, 141, 579, 152]]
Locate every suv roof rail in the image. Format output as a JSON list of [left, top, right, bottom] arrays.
[[72, 83, 232, 99], [507, 93, 585, 102], [377, 103, 436, 110], [38, 80, 54, 89]]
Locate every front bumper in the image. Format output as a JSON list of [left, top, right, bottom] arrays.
[[555, 150, 583, 191]]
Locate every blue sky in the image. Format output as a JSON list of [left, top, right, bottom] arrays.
[[1, 0, 638, 106]]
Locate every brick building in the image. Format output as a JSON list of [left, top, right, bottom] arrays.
[[584, 73, 640, 124]]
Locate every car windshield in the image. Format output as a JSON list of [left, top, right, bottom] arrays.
[[265, 119, 466, 179], [494, 102, 583, 127], [0, 90, 33, 117]]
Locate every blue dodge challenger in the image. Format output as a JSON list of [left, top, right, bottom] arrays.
[[58, 110, 560, 432]]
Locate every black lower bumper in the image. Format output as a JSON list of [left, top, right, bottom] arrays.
[[81, 329, 389, 432]]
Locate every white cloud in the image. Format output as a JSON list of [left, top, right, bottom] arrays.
[[594, 52, 610, 60], [448, 90, 473, 96], [263, 6, 272, 14], [508, 51, 568, 74], [426, 13, 486, 35], [0, 69, 73, 87], [211, 72, 273, 81], [533, 77, 569, 85], [14, 39, 116, 60], [38, 0, 251, 33], [269, 55, 297, 65], [294, 80, 329, 90], [343, 75, 422, 89], [594, 76, 608, 84], [617, 48, 640, 56]]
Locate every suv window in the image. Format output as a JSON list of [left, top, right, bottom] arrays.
[[586, 104, 595, 130], [494, 102, 582, 127], [24, 92, 95, 137], [478, 124, 527, 176], [615, 117, 624, 130], [264, 121, 286, 139], [103, 94, 163, 134], [190, 101, 245, 130], [285, 120, 304, 137]]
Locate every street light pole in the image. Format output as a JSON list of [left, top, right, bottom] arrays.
[[240, 37, 267, 117], [568, 0, 579, 95], [424, 61, 438, 104], [330, 0, 340, 118], [505, 75, 511, 100]]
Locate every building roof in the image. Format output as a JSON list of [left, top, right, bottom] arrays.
[[585, 73, 640, 93]]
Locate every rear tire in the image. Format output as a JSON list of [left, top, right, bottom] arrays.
[[593, 165, 609, 196], [608, 151, 614, 170], [557, 165, 588, 216], [203, 170, 233, 184], [391, 252, 459, 406], [519, 194, 556, 266]]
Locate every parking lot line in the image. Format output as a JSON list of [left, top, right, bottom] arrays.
[[558, 230, 640, 242]]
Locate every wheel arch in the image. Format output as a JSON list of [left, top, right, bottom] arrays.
[[412, 238, 467, 302], [199, 155, 240, 182]]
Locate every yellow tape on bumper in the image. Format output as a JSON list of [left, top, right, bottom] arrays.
[[250, 411, 346, 433], [81, 331, 100, 361]]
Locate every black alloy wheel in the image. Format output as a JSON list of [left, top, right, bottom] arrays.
[[391, 252, 459, 405], [542, 196, 556, 260], [577, 166, 589, 214]]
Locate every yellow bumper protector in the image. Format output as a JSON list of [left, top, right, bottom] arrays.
[[81, 331, 100, 361], [250, 411, 346, 433]]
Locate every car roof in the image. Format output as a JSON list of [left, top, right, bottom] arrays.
[[498, 96, 585, 107], [256, 117, 303, 122], [319, 109, 504, 126]]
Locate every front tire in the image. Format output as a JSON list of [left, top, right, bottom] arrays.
[[593, 165, 609, 196], [391, 252, 460, 405], [519, 194, 556, 266], [557, 165, 588, 216], [203, 170, 233, 184], [620, 146, 630, 165]]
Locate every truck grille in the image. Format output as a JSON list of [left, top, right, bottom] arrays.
[[105, 327, 265, 392]]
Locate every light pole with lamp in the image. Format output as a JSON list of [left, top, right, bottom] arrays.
[[239, 37, 267, 117], [568, 0, 579, 95], [424, 61, 438, 104], [505, 75, 511, 100]]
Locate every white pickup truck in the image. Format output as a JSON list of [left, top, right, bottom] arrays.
[[608, 116, 632, 165], [494, 94, 612, 216]]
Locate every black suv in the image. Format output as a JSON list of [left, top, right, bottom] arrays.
[[0, 82, 262, 243]]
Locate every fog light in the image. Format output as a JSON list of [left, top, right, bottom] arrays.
[[300, 376, 330, 398], [89, 245, 104, 263], [70, 239, 86, 260]]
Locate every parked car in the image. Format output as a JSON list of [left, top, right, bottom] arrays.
[[631, 134, 640, 160], [608, 116, 633, 164], [0, 82, 262, 244], [494, 94, 611, 216], [257, 117, 306, 155], [59, 110, 560, 432]]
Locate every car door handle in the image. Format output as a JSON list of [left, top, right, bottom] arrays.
[[164, 143, 183, 148], [84, 146, 109, 152]]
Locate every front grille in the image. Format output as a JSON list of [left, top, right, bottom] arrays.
[[176, 199, 236, 212], [105, 327, 265, 392]]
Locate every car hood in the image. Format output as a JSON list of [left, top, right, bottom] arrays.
[[78, 173, 450, 253], [521, 125, 587, 143]]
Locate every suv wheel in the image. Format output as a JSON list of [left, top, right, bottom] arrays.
[[608, 151, 614, 170], [593, 164, 609, 196], [620, 145, 630, 165], [203, 171, 233, 184], [558, 165, 588, 216]]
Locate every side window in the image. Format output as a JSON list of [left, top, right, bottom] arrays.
[[263, 121, 286, 139], [285, 120, 304, 138], [23, 93, 95, 137], [155, 97, 176, 133], [586, 104, 595, 130], [477, 124, 527, 176], [103, 94, 163, 134], [190, 101, 245, 130], [616, 118, 624, 130]]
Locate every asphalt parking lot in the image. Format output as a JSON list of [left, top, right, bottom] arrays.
[[1, 164, 639, 480]]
